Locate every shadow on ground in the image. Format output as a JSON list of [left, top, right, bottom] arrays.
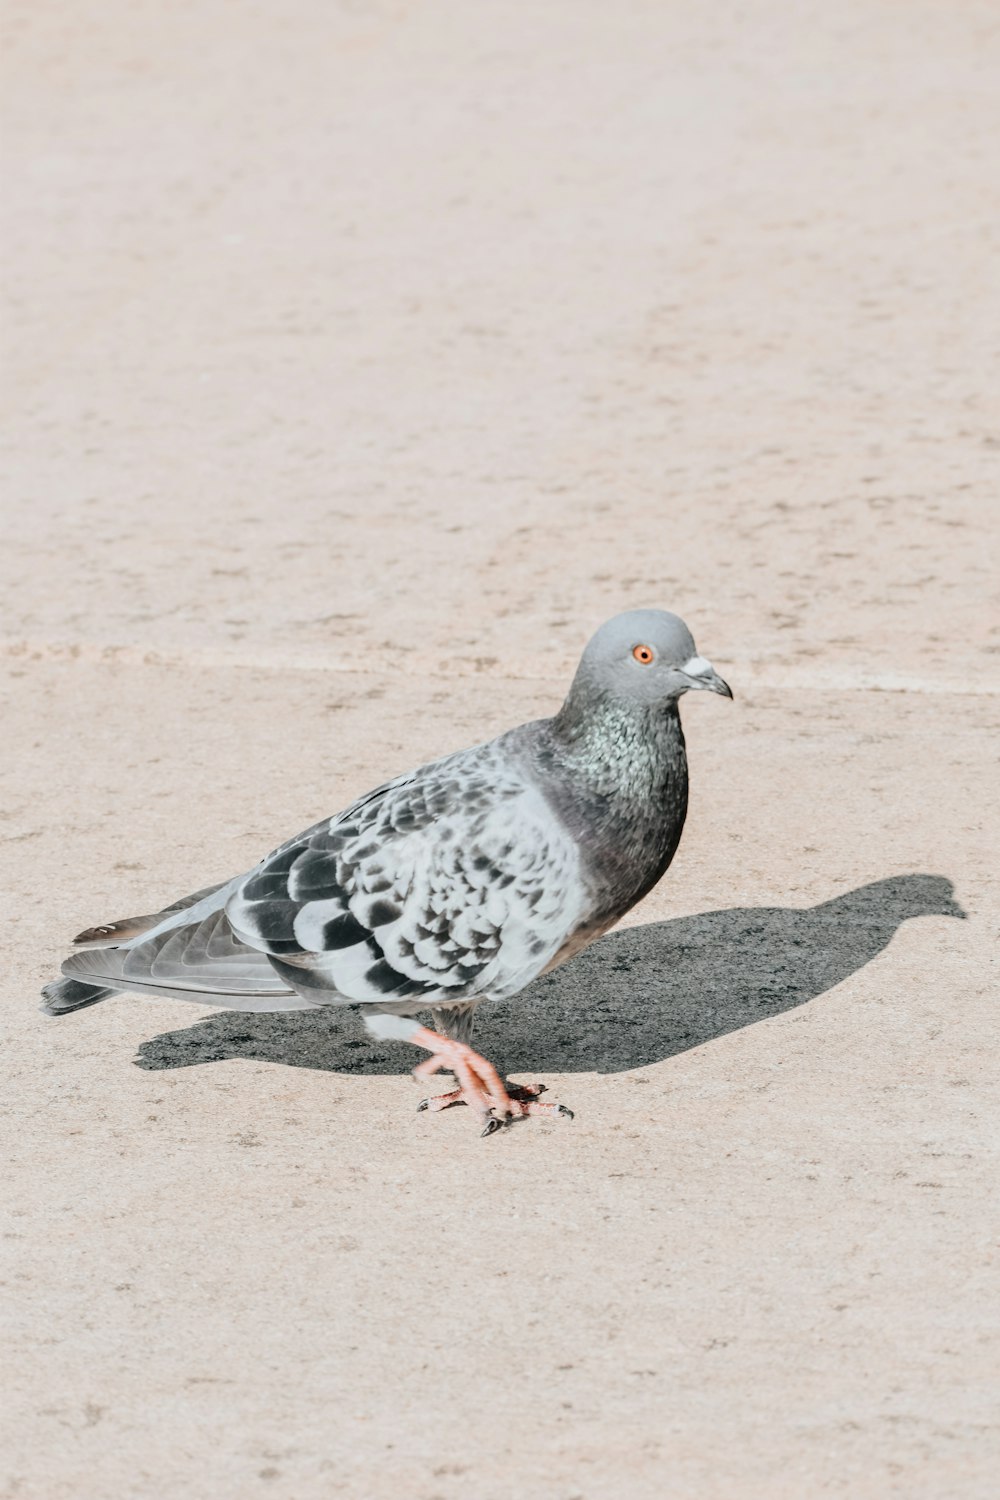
[[135, 875, 964, 1078]]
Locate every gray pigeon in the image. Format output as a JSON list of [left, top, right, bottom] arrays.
[[42, 609, 731, 1134]]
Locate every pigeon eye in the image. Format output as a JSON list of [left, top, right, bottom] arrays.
[[632, 644, 655, 665]]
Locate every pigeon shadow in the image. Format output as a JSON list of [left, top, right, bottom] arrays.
[[134, 876, 964, 1079]]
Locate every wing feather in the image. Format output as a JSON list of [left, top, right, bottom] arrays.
[[60, 905, 313, 1012], [71, 880, 231, 949], [62, 744, 589, 1015], [226, 744, 588, 1006]]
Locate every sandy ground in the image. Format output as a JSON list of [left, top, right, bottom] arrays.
[[2, 2, 999, 1496]]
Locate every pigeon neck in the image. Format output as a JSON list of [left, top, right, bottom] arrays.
[[550, 683, 685, 795], [541, 683, 689, 918]]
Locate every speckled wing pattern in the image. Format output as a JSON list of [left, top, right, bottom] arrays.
[[225, 743, 589, 1009]]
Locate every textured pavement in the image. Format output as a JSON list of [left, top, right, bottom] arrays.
[[2, 3, 998, 1497]]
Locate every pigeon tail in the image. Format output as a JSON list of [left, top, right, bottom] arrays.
[[40, 977, 114, 1016]]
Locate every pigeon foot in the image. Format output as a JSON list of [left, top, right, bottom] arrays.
[[409, 1026, 573, 1136]]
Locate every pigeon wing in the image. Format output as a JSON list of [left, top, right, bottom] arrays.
[[226, 749, 589, 1007]]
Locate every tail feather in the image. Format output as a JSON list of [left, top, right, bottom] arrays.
[[43, 877, 318, 1017], [72, 879, 230, 949], [40, 978, 114, 1016]]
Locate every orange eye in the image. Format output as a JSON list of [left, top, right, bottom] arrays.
[[632, 644, 655, 664]]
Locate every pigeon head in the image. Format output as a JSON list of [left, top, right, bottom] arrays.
[[572, 609, 732, 707]]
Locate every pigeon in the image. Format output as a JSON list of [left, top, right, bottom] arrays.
[[41, 608, 731, 1135]]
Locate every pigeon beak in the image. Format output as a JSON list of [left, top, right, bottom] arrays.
[[681, 656, 733, 699]]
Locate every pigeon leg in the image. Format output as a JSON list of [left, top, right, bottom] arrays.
[[408, 1025, 572, 1135], [364, 1013, 572, 1134]]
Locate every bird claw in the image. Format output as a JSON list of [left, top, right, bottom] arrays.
[[418, 1087, 574, 1133], [408, 1027, 572, 1136], [478, 1100, 573, 1136]]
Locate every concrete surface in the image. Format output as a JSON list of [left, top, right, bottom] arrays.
[[2, 2, 998, 1496]]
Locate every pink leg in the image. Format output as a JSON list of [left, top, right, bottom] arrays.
[[408, 1025, 573, 1137]]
